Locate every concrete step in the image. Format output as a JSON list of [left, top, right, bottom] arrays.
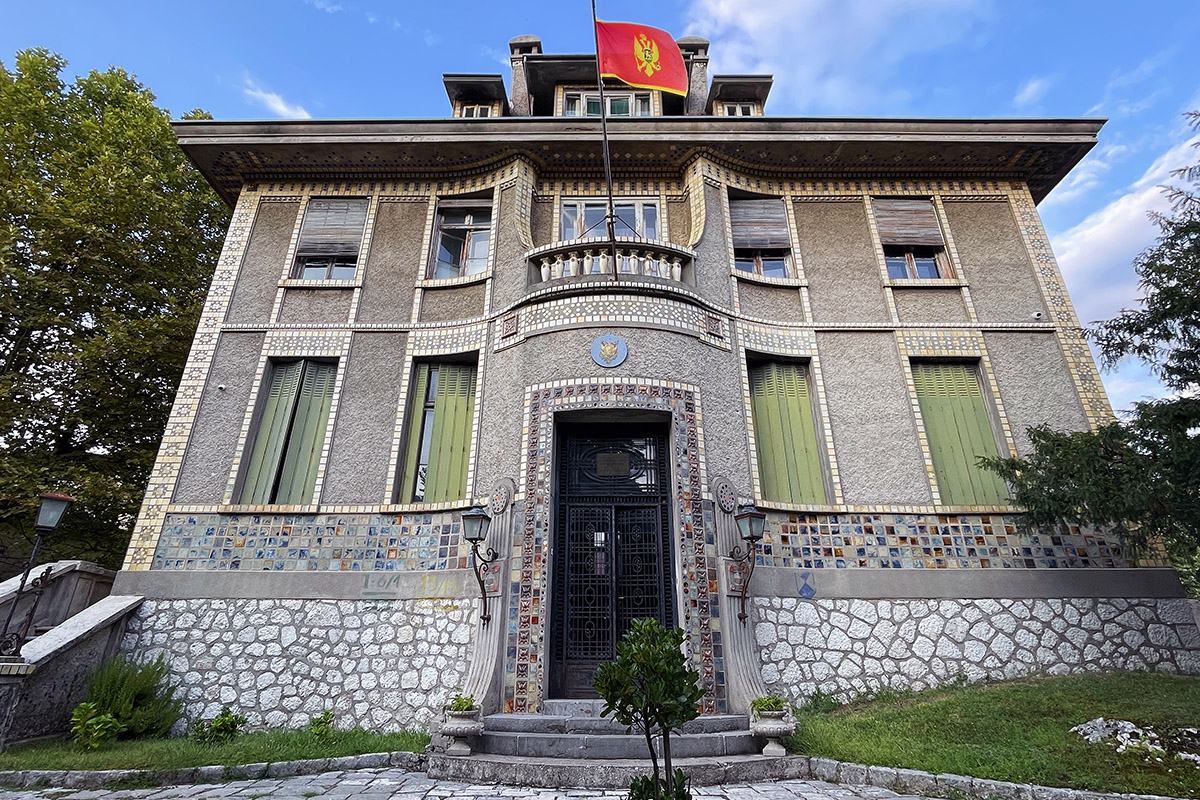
[[541, 698, 605, 717], [480, 729, 759, 759], [427, 752, 811, 788], [483, 713, 750, 735]]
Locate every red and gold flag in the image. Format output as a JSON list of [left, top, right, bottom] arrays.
[[595, 20, 688, 97]]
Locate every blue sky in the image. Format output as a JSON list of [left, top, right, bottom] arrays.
[[3, 0, 1199, 413]]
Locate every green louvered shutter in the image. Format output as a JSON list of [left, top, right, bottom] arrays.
[[239, 361, 304, 504], [750, 362, 826, 504], [912, 362, 1009, 506], [274, 361, 337, 504], [398, 363, 432, 502], [424, 363, 477, 502]]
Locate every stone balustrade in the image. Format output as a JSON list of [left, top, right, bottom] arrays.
[[527, 238, 695, 285]]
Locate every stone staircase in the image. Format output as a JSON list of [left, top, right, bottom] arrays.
[[426, 699, 810, 788]]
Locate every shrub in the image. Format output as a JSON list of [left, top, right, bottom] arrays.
[[750, 694, 787, 715], [190, 707, 247, 745], [594, 618, 704, 799], [86, 655, 182, 739], [446, 693, 475, 712], [307, 710, 335, 742], [70, 702, 124, 750]]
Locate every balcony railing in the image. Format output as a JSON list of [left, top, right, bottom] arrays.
[[527, 238, 695, 286]]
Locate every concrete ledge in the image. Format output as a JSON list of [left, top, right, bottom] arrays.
[[752, 566, 1186, 599], [0, 751, 424, 790], [113, 568, 473, 600], [21, 595, 143, 666]]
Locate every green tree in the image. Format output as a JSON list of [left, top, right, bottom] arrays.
[[984, 111, 1200, 594], [593, 618, 705, 799], [0, 49, 228, 574]]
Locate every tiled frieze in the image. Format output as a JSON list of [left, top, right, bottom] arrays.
[[737, 321, 817, 356], [151, 511, 465, 572], [123, 188, 265, 570], [497, 292, 729, 351], [507, 377, 724, 714], [757, 512, 1151, 570]]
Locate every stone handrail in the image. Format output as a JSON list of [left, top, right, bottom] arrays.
[[527, 238, 695, 285]]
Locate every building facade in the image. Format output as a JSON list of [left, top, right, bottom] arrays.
[[115, 35, 1200, 732]]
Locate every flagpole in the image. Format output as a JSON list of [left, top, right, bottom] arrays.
[[590, 0, 620, 282]]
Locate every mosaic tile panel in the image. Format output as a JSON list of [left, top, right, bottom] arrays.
[[503, 292, 728, 350], [507, 378, 724, 714], [737, 321, 818, 357], [152, 511, 466, 572], [756, 512, 1155, 570]]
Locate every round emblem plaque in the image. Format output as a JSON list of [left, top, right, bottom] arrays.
[[590, 334, 628, 368], [715, 480, 737, 514]]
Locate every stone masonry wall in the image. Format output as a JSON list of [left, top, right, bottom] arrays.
[[123, 598, 475, 732], [755, 597, 1200, 702]]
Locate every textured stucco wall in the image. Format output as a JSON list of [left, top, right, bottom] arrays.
[[944, 201, 1047, 324], [816, 332, 933, 505], [755, 597, 1200, 702], [693, 183, 732, 308], [984, 332, 1088, 455], [475, 325, 749, 495], [174, 332, 266, 504], [419, 283, 486, 322], [490, 185, 527, 311], [737, 281, 805, 322], [321, 333, 408, 504], [123, 598, 476, 732], [667, 198, 690, 245], [277, 289, 353, 325], [531, 197, 554, 248], [795, 201, 890, 324], [357, 200, 428, 324], [225, 201, 295, 325], [893, 288, 970, 324]]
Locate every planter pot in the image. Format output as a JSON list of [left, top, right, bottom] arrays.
[[750, 709, 795, 757], [441, 708, 483, 756]]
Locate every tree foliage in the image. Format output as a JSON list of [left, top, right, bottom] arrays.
[[0, 49, 229, 574], [984, 111, 1200, 589]]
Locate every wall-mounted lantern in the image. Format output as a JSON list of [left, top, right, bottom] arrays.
[[461, 503, 498, 625], [730, 502, 766, 624]]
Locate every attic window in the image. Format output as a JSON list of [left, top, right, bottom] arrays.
[[730, 195, 792, 277], [563, 91, 651, 117], [293, 198, 369, 280], [873, 198, 949, 279], [461, 104, 491, 118]]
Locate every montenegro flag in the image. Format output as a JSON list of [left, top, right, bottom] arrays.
[[595, 20, 688, 97]]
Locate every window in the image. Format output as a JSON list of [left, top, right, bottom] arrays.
[[911, 362, 1009, 506], [749, 361, 826, 505], [238, 359, 337, 505], [399, 361, 478, 503], [872, 198, 949, 279], [293, 198, 368, 280], [724, 103, 755, 116], [461, 104, 491, 118], [563, 91, 651, 117], [560, 199, 658, 240], [730, 196, 792, 277], [431, 200, 492, 279]]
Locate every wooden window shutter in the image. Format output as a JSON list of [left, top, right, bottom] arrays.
[[911, 362, 1009, 506], [749, 362, 826, 505], [296, 198, 368, 257], [400, 362, 477, 503], [730, 198, 790, 248], [273, 361, 337, 504], [873, 198, 944, 247]]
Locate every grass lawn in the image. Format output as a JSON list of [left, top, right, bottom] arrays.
[[790, 671, 1200, 798], [0, 728, 429, 773]]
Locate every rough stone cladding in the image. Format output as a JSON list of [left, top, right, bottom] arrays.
[[754, 597, 1200, 700], [124, 598, 475, 731], [127, 154, 1114, 573]]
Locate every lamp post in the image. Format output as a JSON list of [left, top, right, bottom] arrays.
[[461, 503, 498, 625], [730, 502, 766, 624], [0, 492, 74, 659]]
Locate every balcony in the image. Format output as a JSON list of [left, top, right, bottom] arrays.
[[527, 238, 696, 286]]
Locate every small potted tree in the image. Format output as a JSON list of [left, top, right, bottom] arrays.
[[440, 692, 483, 755], [749, 694, 795, 756]]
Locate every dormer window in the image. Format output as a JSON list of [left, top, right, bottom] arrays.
[[724, 103, 756, 116], [560, 199, 658, 240], [563, 91, 651, 117], [460, 104, 491, 118]]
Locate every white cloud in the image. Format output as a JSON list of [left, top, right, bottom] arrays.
[[1049, 134, 1198, 404], [482, 46, 510, 67], [366, 12, 377, 24], [1013, 76, 1050, 108], [304, 0, 342, 12], [242, 79, 312, 119], [424, 30, 442, 47], [683, 0, 991, 112]]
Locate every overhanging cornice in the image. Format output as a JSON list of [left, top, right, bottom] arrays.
[[173, 116, 1104, 206]]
